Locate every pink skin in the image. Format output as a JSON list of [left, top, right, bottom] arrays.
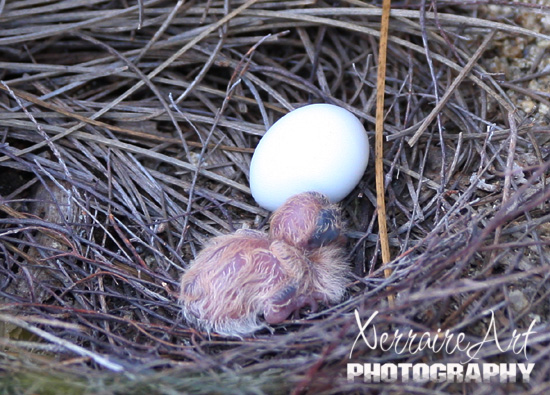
[[265, 289, 325, 324], [269, 192, 345, 250], [179, 192, 349, 337]]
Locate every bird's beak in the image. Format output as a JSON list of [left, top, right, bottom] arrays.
[[307, 208, 342, 248]]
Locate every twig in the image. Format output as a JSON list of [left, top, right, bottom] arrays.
[[375, 0, 393, 304], [0, 314, 125, 372], [408, 30, 497, 146]]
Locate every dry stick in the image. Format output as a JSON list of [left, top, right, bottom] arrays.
[[408, 30, 497, 147], [0, 0, 163, 46], [247, 9, 515, 117], [375, 0, 393, 304], [75, 31, 192, 158], [503, 112, 519, 204], [0, 314, 125, 372], [0, 84, 252, 154], [0, 0, 260, 164], [487, 111, 518, 272]]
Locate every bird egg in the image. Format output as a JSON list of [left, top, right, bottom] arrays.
[[249, 104, 369, 211]]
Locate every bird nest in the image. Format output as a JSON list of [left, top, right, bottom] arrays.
[[1, 1, 550, 393]]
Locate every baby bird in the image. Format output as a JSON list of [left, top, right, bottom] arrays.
[[178, 192, 349, 337]]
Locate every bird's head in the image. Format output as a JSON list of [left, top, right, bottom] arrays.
[[268, 191, 344, 250]]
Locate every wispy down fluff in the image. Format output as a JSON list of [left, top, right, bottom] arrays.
[[179, 192, 349, 337]]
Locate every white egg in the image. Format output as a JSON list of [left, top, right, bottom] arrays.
[[249, 103, 369, 211]]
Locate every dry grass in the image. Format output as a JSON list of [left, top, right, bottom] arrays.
[[1, 0, 550, 393]]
